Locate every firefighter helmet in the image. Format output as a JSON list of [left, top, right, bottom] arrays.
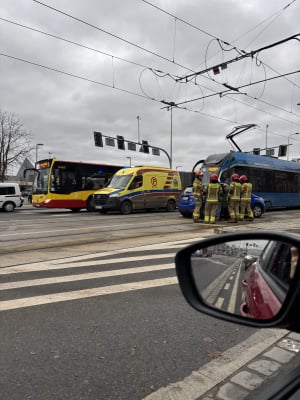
[[240, 175, 248, 182], [210, 173, 218, 182], [231, 173, 239, 181]]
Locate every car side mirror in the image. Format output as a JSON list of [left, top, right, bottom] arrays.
[[175, 231, 300, 331]]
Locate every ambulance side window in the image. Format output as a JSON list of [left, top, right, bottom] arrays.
[[129, 176, 143, 190]]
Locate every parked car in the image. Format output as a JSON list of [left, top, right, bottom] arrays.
[[175, 230, 300, 400], [0, 182, 24, 212], [178, 185, 266, 218]]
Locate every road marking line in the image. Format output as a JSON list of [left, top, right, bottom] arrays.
[[0, 263, 174, 290], [0, 238, 199, 273], [227, 265, 242, 314], [0, 254, 175, 275], [214, 297, 224, 308], [0, 277, 178, 311]]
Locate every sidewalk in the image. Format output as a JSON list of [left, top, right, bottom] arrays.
[[144, 331, 300, 400]]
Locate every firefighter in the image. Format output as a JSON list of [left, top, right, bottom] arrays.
[[204, 174, 221, 224], [192, 170, 204, 222], [239, 174, 254, 221], [219, 179, 230, 220], [228, 173, 242, 223]]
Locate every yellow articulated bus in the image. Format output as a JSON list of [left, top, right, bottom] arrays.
[[93, 165, 182, 214], [26, 158, 123, 212]]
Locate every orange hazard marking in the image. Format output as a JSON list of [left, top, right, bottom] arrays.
[[151, 177, 158, 187]]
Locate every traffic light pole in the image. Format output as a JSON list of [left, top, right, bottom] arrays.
[[94, 132, 172, 168]]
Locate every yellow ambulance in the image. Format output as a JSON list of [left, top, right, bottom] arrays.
[[93, 165, 182, 214]]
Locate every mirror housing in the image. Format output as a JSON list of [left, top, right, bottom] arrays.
[[175, 230, 300, 333]]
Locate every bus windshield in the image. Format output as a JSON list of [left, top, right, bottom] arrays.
[[33, 167, 49, 194], [108, 174, 132, 189]]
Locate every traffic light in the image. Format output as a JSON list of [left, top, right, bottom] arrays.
[[152, 147, 160, 156], [140, 140, 149, 153], [117, 135, 125, 150], [253, 148, 260, 155], [278, 145, 287, 157], [94, 131, 103, 147]]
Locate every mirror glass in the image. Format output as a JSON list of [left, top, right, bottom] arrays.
[[190, 239, 299, 320]]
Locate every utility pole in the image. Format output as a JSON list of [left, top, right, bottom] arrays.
[[35, 143, 44, 163], [265, 124, 269, 154]]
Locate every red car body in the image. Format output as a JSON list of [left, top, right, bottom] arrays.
[[240, 261, 282, 319], [240, 241, 292, 319]]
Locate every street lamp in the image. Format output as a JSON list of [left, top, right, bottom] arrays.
[[35, 143, 44, 163], [136, 116, 141, 144], [287, 132, 299, 160], [126, 156, 132, 167]]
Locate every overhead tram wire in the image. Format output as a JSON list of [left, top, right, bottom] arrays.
[[239, 0, 297, 49], [0, 52, 156, 102], [31, 1, 299, 124], [0, 17, 159, 72], [3, 17, 298, 121], [174, 69, 300, 106], [141, 0, 300, 122], [176, 34, 300, 82], [32, 0, 195, 74], [141, 0, 220, 41], [142, 0, 300, 91], [6, 2, 298, 130], [1, 51, 299, 132]]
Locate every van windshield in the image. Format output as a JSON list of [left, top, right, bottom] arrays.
[[108, 174, 132, 189]]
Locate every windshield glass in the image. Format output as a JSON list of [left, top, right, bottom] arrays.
[[108, 174, 132, 189], [32, 168, 49, 194]]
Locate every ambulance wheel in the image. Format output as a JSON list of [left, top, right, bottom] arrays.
[[166, 200, 176, 212], [120, 200, 132, 215]]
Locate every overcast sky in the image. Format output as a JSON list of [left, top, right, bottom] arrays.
[[1, 0, 300, 172]]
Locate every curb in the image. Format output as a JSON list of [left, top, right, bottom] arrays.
[[143, 331, 300, 400]]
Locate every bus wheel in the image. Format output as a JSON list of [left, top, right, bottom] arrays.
[[70, 208, 81, 212], [120, 201, 132, 215], [166, 200, 176, 212], [252, 204, 262, 218], [87, 197, 96, 212]]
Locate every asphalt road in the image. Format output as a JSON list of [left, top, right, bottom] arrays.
[[1, 207, 300, 400]]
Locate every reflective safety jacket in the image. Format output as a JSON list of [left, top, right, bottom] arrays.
[[193, 178, 204, 199], [205, 183, 221, 203], [228, 181, 242, 201], [241, 182, 252, 201]]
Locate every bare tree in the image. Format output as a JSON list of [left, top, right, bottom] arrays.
[[0, 110, 33, 182]]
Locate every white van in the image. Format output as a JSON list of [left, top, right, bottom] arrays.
[[0, 183, 24, 212]]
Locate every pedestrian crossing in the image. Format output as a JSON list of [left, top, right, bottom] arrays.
[[0, 238, 200, 311]]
